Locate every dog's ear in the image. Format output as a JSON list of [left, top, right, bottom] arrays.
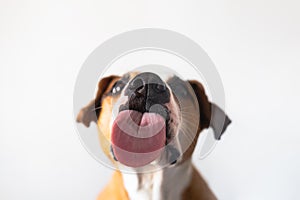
[[76, 75, 120, 127], [188, 80, 231, 140]]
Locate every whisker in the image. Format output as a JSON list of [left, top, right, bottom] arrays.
[[91, 106, 102, 111], [181, 126, 194, 142], [179, 128, 196, 145], [179, 104, 198, 109], [180, 110, 199, 115], [179, 105, 197, 110], [180, 116, 199, 122], [180, 114, 198, 119], [180, 108, 199, 113]]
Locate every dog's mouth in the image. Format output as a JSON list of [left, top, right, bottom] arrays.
[[111, 110, 167, 167]]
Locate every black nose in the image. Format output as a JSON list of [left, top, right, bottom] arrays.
[[124, 72, 170, 113]]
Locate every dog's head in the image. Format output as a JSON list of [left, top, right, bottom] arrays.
[[77, 72, 231, 168]]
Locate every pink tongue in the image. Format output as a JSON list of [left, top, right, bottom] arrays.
[[111, 110, 166, 167]]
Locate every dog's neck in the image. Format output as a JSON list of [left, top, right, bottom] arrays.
[[122, 159, 193, 200]]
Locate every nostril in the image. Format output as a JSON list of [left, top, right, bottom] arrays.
[[130, 78, 144, 90], [154, 83, 166, 93]]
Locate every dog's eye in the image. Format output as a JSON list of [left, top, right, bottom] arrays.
[[111, 81, 125, 95]]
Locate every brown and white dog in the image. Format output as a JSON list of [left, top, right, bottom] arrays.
[[77, 71, 231, 200]]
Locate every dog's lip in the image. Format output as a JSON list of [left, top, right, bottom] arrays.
[[110, 145, 118, 161]]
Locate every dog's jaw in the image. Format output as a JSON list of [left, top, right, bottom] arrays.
[[159, 87, 183, 165]]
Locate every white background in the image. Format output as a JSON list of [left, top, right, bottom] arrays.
[[1, 0, 300, 199]]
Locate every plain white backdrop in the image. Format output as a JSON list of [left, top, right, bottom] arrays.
[[1, 0, 300, 199]]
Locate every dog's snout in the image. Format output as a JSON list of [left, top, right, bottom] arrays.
[[130, 77, 144, 93], [127, 72, 168, 98], [128, 72, 166, 93], [124, 72, 171, 114]]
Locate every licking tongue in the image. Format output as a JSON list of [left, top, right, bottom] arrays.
[[111, 110, 166, 167]]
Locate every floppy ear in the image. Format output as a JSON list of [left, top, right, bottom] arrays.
[[188, 80, 231, 140], [76, 75, 120, 127]]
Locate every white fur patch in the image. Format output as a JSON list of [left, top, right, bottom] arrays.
[[123, 161, 192, 200]]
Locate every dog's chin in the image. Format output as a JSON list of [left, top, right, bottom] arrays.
[[111, 110, 167, 168]]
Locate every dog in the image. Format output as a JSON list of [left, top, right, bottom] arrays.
[[77, 71, 231, 200]]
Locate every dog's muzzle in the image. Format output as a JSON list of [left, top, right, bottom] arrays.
[[110, 72, 173, 167]]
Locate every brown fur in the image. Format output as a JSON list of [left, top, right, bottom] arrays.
[[182, 167, 217, 200], [97, 171, 129, 200], [77, 73, 231, 200], [76, 75, 120, 127]]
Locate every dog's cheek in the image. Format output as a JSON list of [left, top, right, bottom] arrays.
[[97, 96, 115, 161]]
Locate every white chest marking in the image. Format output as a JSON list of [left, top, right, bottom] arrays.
[[122, 161, 192, 200]]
